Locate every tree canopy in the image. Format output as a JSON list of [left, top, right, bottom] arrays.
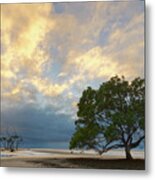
[[70, 76, 145, 159]]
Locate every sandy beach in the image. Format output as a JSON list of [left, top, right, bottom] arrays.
[[0, 149, 145, 170]]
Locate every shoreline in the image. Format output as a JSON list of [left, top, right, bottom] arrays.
[[0, 148, 145, 158], [0, 148, 145, 169]]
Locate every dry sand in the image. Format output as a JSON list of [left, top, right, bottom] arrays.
[[0, 149, 145, 170]]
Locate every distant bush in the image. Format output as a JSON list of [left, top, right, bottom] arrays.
[[0, 134, 23, 152]]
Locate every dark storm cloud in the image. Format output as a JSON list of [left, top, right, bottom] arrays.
[[1, 104, 75, 148]]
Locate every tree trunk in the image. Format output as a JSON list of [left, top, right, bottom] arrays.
[[125, 147, 132, 160]]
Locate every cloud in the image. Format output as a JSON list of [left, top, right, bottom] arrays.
[[58, 72, 67, 77], [69, 47, 118, 80], [1, 1, 144, 106], [31, 77, 68, 97], [1, 104, 74, 148], [1, 3, 68, 107], [1, 5, 52, 66], [58, 1, 144, 85], [1, 4, 54, 71]]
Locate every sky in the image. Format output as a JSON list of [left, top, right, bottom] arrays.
[[1, 1, 144, 149]]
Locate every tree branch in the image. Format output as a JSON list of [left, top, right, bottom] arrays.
[[118, 125, 126, 144], [126, 127, 137, 144], [99, 143, 124, 154], [130, 135, 145, 149]]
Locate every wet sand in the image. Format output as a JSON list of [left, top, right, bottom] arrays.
[[0, 149, 145, 170]]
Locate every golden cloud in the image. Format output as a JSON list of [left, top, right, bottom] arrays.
[[66, 47, 119, 82], [31, 77, 68, 97], [1, 2, 144, 112], [56, 2, 144, 86], [1, 4, 67, 104], [1, 4, 55, 79]]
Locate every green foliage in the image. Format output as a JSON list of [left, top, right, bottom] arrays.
[[70, 76, 145, 159]]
